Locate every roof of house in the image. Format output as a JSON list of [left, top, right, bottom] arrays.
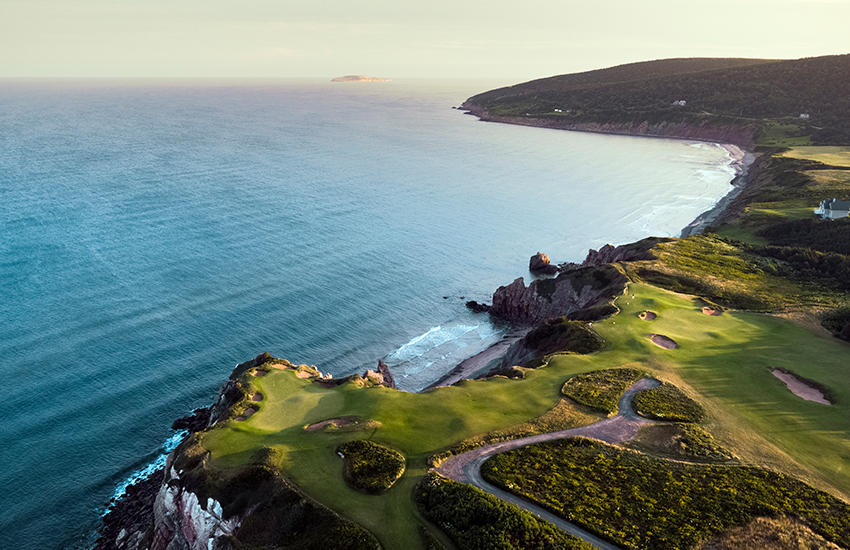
[[824, 199, 850, 210]]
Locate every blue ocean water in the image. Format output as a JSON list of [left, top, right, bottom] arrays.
[[0, 78, 737, 550]]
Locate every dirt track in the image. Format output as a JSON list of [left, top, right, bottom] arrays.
[[436, 378, 660, 549]]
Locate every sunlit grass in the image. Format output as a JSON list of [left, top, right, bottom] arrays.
[[781, 146, 850, 168]]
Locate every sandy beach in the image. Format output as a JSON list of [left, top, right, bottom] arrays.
[[680, 143, 755, 237], [425, 328, 530, 389]]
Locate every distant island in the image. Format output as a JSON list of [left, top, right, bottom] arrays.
[[331, 75, 391, 82]]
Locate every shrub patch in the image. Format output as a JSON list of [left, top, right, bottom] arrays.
[[336, 440, 405, 495], [632, 382, 706, 423], [482, 438, 850, 549], [561, 367, 646, 414]]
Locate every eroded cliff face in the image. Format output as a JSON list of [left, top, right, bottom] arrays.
[[489, 263, 628, 325], [150, 466, 241, 550], [486, 240, 666, 325], [462, 105, 756, 150]]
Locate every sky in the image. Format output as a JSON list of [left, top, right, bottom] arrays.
[[2, 0, 849, 79]]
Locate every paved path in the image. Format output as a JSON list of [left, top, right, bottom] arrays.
[[436, 378, 660, 550]]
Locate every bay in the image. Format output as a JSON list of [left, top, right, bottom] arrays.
[[0, 78, 736, 550]]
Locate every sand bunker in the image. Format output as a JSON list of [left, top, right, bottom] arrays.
[[650, 334, 677, 349], [251, 369, 267, 377], [639, 311, 657, 321], [296, 371, 313, 379], [250, 392, 264, 402], [304, 416, 359, 431], [772, 369, 832, 405], [702, 307, 722, 316], [234, 407, 257, 422], [269, 363, 293, 370]]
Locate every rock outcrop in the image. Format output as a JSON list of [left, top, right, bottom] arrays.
[[489, 263, 628, 325], [151, 466, 241, 550], [529, 252, 558, 274], [375, 359, 397, 389], [558, 238, 667, 273]]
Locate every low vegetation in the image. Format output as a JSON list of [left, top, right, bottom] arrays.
[[633, 382, 706, 423], [694, 516, 843, 550], [414, 472, 594, 550], [482, 438, 850, 549], [628, 423, 734, 461], [561, 367, 645, 414], [337, 440, 406, 495], [522, 317, 605, 356]]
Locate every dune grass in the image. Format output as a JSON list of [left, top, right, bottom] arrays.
[[197, 282, 850, 549]]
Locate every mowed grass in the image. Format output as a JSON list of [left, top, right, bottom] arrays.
[[200, 283, 850, 548], [756, 121, 812, 148], [570, 283, 850, 499], [781, 146, 850, 168]]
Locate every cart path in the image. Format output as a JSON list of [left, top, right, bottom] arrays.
[[436, 377, 660, 550]]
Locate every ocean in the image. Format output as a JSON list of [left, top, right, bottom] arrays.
[[0, 78, 738, 550]]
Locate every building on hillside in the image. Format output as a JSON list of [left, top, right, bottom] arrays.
[[800, 113, 811, 119], [672, 100, 687, 107], [814, 198, 850, 219]]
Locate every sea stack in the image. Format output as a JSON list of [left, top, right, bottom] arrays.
[[529, 252, 558, 274]]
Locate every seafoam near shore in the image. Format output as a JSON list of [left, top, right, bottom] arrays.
[[681, 143, 756, 237]]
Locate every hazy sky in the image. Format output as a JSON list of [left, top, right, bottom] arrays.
[[2, 0, 849, 79]]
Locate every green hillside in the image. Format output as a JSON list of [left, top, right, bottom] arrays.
[[465, 55, 850, 145]]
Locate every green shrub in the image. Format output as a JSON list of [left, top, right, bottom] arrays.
[[523, 317, 605, 356], [336, 440, 405, 495], [561, 368, 646, 414], [629, 423, 734, 460], [482, 438, 850, 549], [632, 383, 706, 423], [414, 472, 594, 550]]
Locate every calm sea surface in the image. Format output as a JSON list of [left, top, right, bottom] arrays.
[[0, 79, 736, 549]]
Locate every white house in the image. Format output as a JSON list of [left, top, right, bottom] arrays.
[[815, 198, 850, 219], [673, 100, 687, 107], [800, 113, 810, 119]]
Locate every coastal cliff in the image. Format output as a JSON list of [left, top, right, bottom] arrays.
[[478, 238, 664, 325], [95, 354, 381, 550], [461, 103, 756, 150]]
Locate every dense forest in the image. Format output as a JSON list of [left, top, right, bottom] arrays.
[[465, 55, 850, 144]]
